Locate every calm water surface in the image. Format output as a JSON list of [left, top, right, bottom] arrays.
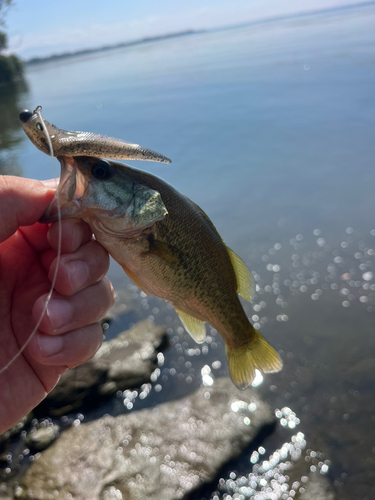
[[1, 5, 375, 498]]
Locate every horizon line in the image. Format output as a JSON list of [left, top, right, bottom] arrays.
[[24, 0, 375, 66]]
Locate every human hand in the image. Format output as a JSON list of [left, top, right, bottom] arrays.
[[0, 176, 114, 434]]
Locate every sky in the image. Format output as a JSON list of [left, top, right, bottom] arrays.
[[4, 0, 369, 59]]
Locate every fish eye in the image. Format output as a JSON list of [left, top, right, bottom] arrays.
[[36, 122, 43, 131], [91, 161, 112, 181]]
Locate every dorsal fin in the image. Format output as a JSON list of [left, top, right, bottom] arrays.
[[226, 247, 255, 302], [175, 308, 206, 343]]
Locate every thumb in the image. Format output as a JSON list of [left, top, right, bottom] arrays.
[[0, 176, 55, 243]]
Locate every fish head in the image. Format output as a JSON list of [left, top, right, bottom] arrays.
[[19, 106, 61, 156], [40, 156, 168, 238]]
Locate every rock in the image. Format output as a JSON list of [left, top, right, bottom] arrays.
[[25, 424, 60, 452], [35, 321, 168, 415], [0, 482, 11, 500], [97, 319, 168, 390], [280, 440, 335, 500], [19, 378, 274, 500], [299, 474, 335, 500]]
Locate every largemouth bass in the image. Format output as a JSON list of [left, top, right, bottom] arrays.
[[20, 107, 282, 389]]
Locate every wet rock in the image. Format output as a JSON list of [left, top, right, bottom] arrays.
[[97, 319, 168, 390], [299, 473, 335, 500], [25, 424, 60, 452], [0, 482, 11, 500], [282, 448, 335, 500], [19, 378, 273, 500], [36, 320, 168, 415]]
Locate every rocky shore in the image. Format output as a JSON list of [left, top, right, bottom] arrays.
[[0, 319, 335, 500]]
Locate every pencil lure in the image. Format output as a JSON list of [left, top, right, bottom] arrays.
[[20, 107, 282, 389]]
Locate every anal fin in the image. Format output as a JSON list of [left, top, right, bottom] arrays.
[[175, 308, 206, 343]]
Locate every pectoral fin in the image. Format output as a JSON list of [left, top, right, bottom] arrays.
[[175, 308, 206, 343], [226, 246, 255, 302], [146, 235, 181, 270]]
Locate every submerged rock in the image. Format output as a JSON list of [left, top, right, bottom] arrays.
[[25, 424, 60, 452], [35, 320, 168, 415], [0, 483, 11, 500], [19, 378, 273, 500], [299, 474, 335, 500]]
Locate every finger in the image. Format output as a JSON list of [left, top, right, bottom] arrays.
[[48, 218, 93, 254], [33, 277, 115, 335], [0, 176, 54, 243], [43, 240, 110, 296], [41, 179, 59, 188], [27, 323, 103, 368], [18, 223, 51, 253], [39, 220, 97, 277]]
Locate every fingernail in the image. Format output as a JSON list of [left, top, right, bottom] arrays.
[[67, 260, 89, 291], [47, 299, 73, 331], [38, 334, 63, 357]]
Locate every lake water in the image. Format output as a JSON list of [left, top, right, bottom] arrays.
[[1, 4, 375, 498]]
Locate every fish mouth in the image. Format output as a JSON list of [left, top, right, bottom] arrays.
[[39, 157, 88, 223], [39, 195, 82, 223]]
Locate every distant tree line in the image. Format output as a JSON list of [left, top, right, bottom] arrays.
[[0, 0, 24, 84], [26, 30, 200, 66]]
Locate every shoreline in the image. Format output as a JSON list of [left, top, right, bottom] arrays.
[[24, 1, 375, 66]]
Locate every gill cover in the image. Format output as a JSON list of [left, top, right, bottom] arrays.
[[20, 106, 171, 164]]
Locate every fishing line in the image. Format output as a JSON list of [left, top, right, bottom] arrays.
[[0, 107, 62, 374]]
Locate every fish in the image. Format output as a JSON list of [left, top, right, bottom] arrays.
[[20, 106, 283, 389]]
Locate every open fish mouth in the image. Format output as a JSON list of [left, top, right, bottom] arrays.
[[39, 157, 88, 223]]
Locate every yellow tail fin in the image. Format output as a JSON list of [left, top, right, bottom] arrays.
[[226, 330, 283, 390]]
